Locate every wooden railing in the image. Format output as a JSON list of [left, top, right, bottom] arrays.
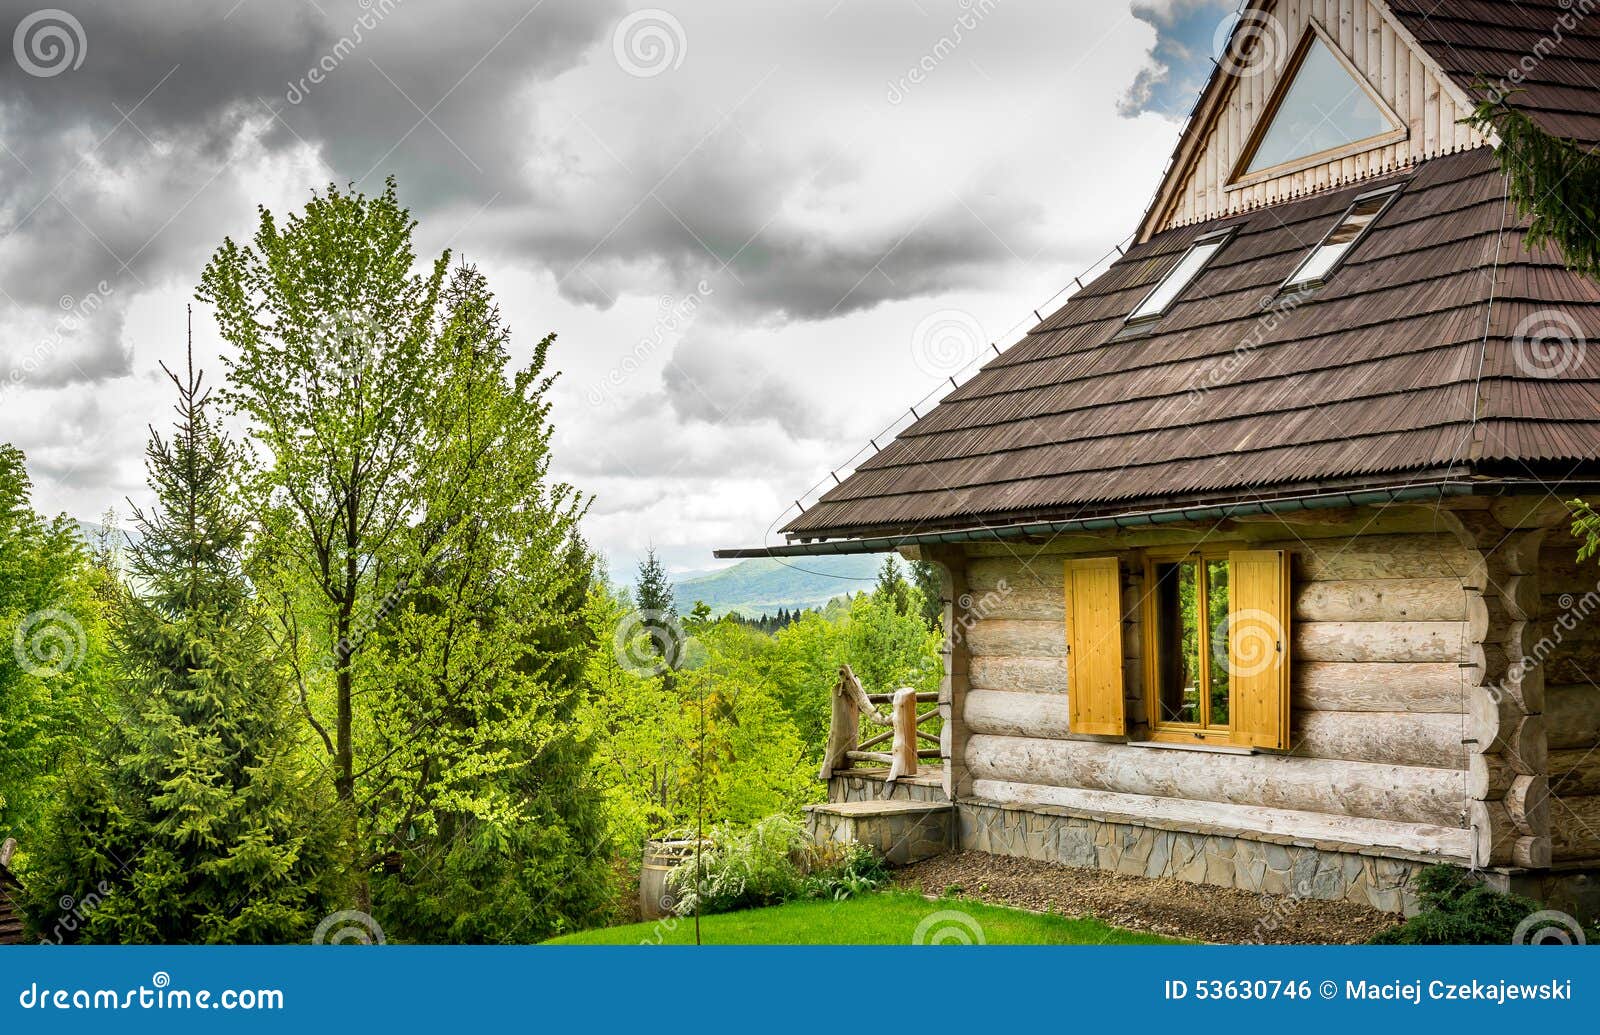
[[818, 664, 941, 784]]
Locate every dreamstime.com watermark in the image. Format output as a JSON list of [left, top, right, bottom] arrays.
[[1511, 309, 1587, 380], [886, 0, 1002, 104], [910, 308, 988, 380], [12, 607, 88, 678], [285, 0, 405, 105], [17, 973, 284, 1011], [1514, 909, 1588, 945], [912, 908, 986, 945], [3, 280, 116, 405], [12, 8, 85, 78], [35, 882, 113, 946], [613, 608, 691, 675], [1214, 8, 1288, 80], [1489, 578, 1600, 706], [586, 280, 714, 407], [1482, 1, 1596, 104], [949, 579, 1013, 650], [1186, 291, 1307, 407], [312, 909, 386, 945], [613, 8, 686, 78]]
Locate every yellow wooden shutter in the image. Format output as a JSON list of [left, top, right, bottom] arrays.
[[1064, 557, 1125, 736], [1228, 550, 1291, 749]]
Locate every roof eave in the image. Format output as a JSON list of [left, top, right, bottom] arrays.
[[720, 476, 1510, 559]]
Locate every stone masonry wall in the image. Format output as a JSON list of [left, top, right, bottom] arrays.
[[959, 800, 1426, 915]]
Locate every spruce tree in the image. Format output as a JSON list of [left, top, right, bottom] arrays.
[[26, 325, 344, 943], [910, 560, 944, 632], [635, 549, 676, 618], [874, 555, 913, 617]]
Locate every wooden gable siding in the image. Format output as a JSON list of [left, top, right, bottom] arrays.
[[1149, 0, 1487, 235], [952, 507, 1476, 861]]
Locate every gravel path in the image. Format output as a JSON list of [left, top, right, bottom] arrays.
[[895, 852, 1400, 944]]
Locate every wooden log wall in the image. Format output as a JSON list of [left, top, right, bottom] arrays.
[[955, 508, 1480, 860], [1537, 535, 1600, 864]]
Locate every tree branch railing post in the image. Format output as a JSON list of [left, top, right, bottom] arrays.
[[818, 664, 942, 787]]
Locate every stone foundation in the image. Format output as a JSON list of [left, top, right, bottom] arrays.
[[1485, 868, 1600, 929], [959, 799, 1428, 914], [806, 800, 954, 865], [828, 769, 948, 806]]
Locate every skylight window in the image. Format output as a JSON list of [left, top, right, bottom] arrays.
[[1126, 230, 1233, 325], [1280, 185, 1401, 293], [1234, 29, 1403, 183]]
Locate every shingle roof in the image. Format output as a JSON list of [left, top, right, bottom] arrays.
[[785, 146, 1600, 540], [1388, 0, 1600, 144]]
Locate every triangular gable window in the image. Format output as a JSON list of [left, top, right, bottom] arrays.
[[1235, 28, 1403, 182]]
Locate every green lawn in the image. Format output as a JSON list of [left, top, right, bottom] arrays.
[[546, 891, 1186, 945]]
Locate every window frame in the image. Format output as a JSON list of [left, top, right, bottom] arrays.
[[1119, 227, 1237, 332], [1225, 20, 1408, 191], [1141, 547, 1236, 744], [1276, 183, 1404, 296]]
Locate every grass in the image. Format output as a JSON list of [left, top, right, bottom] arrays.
[[545, 891, 1186, 945]]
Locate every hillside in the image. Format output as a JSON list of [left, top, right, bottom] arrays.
[[677, 554, 886, 617]]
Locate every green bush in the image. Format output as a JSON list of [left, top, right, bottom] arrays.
[[666, 815, 887, 916], [802, 840, 890, 902], [1369, 865, 1595, 945]]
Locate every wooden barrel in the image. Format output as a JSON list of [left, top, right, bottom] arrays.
[[639, 839, 702, 920]]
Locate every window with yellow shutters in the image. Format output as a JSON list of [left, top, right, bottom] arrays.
[[1064, 557, 1126, 736], [1141, 548, 1291, 749]]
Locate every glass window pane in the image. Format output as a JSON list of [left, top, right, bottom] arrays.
[[1153, 560, 1202, 725], [1246, 37, 1393, 175], [1284, 192, 1391, 289], [1130, 237, 1226, 321], [1205, 559, 1230, 728]]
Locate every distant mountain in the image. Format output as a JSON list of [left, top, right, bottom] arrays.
[[676, 554, 887, 618]]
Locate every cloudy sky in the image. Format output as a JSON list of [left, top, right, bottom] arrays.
[[0, 0, 1233, 580]]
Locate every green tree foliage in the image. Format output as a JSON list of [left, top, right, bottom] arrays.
[[362, 269, 608, 942], [761, 588, 942, 767], [635, 549, 677, 619], [23, 352, 344, 943], [580, 585, 696, 857], [1468, 96, 1600, 281], [874, 555, 913, 617], [201, 182, 605, 936], [199, 177, 450, 855], [0, 445, 107, 845], [909, 560, 944, 632]]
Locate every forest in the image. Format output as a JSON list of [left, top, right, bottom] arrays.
[[0, 179, 941, 944]]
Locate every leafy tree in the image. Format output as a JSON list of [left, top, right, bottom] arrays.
[[0, 446, 106, 846], [24, 347, 344, 943], [580, 585, 696, 854], [201, 183, 602, 930], [358, 267, 605, 941], [763, 588, 942, 765], [199, 178, 450, 887]]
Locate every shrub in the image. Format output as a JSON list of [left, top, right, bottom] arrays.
[[1368, 865, 1596, 945], [802, 840, 889, 902], [666, 816, 888, 916], [667, 816, 807, 916]]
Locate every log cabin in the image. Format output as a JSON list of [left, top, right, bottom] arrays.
[[0, 839, 22, 945], [722, 0, 1600, 918]]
